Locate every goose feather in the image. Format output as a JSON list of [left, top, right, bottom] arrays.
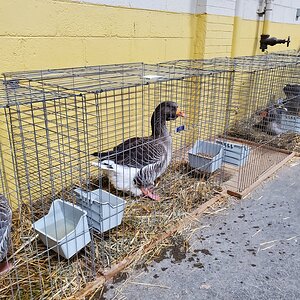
[[92, 101, 184, 199]]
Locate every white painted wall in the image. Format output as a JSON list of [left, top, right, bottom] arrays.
[[235, 0, 262, 20], [72, 0, 300, 24], [272, 0, 300, 24], [235, 0, 300, 23], [204, 0, 236, 16], [73, 0, 200, 14]]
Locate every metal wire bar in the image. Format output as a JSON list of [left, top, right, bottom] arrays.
[[160, 53, 300, 194], [0, 54, 299, 298]]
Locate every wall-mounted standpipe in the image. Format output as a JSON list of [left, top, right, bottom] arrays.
[[260, 34, 291, 51], [258, 0, 291, 52]]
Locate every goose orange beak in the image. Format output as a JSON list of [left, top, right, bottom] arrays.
[[176, 108, 185, 117]]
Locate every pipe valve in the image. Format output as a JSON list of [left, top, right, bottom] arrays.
[[260, 34, 290, 52]]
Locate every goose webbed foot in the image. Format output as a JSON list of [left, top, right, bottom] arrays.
[[0, 261, 12, 275], [141, 187, 161, 201]]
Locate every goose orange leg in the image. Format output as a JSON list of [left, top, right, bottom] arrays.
[[141, 187, 161, 201]]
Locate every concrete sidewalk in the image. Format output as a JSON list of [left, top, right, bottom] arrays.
[[102, 159, 300, 300]]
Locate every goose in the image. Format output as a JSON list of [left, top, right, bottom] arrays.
[[0, 194, 12, 275], [91, 101, 185, 200], [254, 103, 287, 135]]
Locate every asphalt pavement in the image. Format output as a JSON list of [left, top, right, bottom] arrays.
[[102, 158, 300, 300]]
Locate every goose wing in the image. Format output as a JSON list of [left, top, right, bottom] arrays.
[[93, 136, 167, 168]]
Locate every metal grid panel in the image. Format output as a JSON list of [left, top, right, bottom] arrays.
[[1, 55, 299, 298], [2, 63, 220, 97], [160, 54, 300, 194], [0, 64, 231, 299], [1, 54, 299, 298], [161, 54, 299, 72]]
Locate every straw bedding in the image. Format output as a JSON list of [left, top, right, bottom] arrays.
[[0, 161, 221, 299], [228, 118, 300, 153]]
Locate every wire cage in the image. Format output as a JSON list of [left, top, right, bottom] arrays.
[[160, 54, 300, 196], [0, 63, 232, 298], [269, 50, 300, 58]]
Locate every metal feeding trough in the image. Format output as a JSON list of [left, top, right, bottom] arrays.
[[188, 140, 223, 173], [33, 199, 91, 259], [74, 188, 126, 233], [280, 114, 300, 133], [216, 140, 250, 166]]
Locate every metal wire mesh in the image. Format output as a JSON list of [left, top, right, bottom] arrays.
[[160, 54, 300, 194], [0, 63, 232, 299], [0, 54, 299, 298]]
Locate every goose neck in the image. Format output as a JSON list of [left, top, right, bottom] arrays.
[[151, 114, 168, 137]]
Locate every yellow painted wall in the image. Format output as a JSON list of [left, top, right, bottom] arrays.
[[231, 17, 300, 57], [1, 0, 299, 73], [231, 17, 264, 57], [194, 14, 299, 59], [202, 14, 235, 58], [267, 21, 300, 52], [0, 0, 200, 74]]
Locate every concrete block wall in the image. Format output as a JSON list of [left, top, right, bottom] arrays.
[[204, 14, 235, 58], [0, 0, 200, 73], [0, 0, 299, 73]]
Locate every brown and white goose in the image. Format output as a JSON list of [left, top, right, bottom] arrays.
[[91, 101, 185, 200], [0, 194, 12, 275]]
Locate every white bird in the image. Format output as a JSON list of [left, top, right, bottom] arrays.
[[0, 194, 12, 275], [91, 101, 185, 200]]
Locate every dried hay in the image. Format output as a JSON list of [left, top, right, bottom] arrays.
[[228, 118, 300, 153], [0, 161, 222, 299]]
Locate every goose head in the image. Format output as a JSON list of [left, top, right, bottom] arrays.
[[258, 103, 287, 124], [154, 101, 185, 121], [151, 101, 185, 137]]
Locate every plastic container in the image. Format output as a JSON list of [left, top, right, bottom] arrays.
[[74, 188, 126, 233], [216, 140, 250, 166], [188, 140, 223, 173], [280, 114, 300, 133], [33, 199, 91, 259]]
